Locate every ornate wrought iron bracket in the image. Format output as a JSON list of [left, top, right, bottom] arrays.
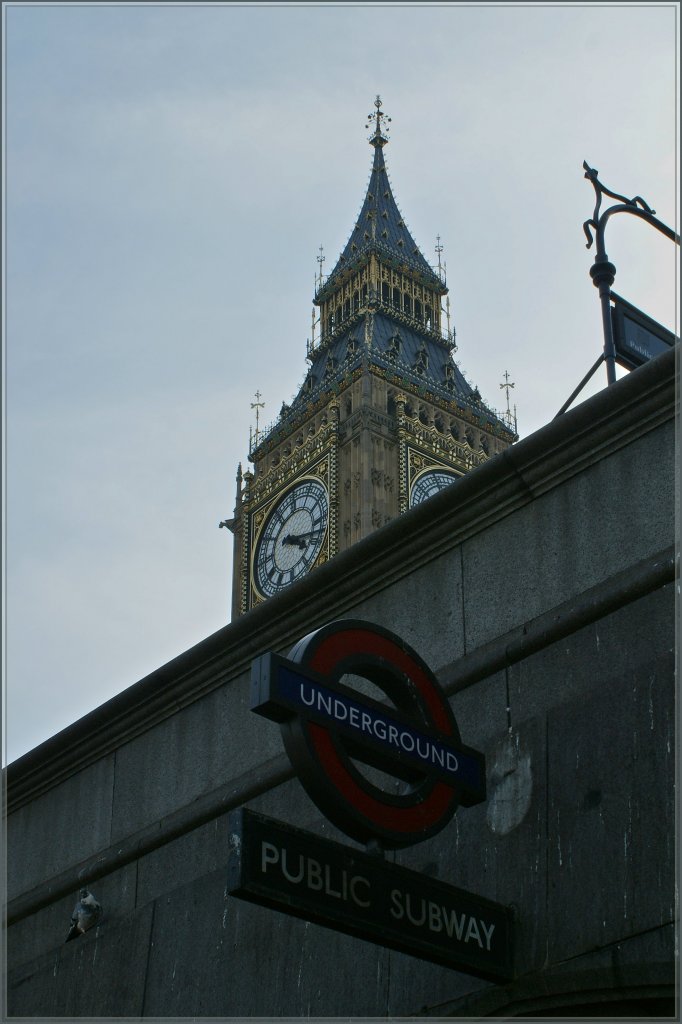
[[556, 162, 678, 416], [582, 161, 658, 254]]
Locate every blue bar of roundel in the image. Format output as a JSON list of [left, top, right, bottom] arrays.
[[278, 664, 481, 790]]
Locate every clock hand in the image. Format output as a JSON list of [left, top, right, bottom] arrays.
[[281, 534, 306, 549], [295, 528, 325, 541], [282, 528, 325, 548]]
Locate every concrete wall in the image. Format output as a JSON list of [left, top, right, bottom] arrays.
[[5, 348, 677, 1018]]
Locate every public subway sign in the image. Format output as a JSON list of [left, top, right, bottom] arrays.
[[227, 808, 514, 982], [250, 619, 486, 848], [229, 620, 514, 979]]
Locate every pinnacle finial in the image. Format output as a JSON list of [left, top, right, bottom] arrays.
[[366, 94, 391, 148], [316, 244, 325, 287], [500, 371, 517, 433], [435, 235, 445, 281], [249, 390, 265, 450], [500, 371, 515, 412]]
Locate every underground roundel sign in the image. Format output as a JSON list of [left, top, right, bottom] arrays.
[[251, 620, 486, 849]]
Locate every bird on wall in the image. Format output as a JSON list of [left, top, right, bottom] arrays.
[[65, 888, 103, 942]]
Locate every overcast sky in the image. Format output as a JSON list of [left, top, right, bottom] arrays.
[[3, 2, 678, 764]]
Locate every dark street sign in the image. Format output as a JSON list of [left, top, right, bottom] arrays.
[[227, 807, 515, 982], [611, 292, 677, 370]]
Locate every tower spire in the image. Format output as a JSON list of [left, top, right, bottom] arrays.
[[321, 96, 440, 294], [366, 94, 391, 148]]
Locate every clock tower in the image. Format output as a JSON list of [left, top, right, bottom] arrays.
[[225, 98, 516, 617]]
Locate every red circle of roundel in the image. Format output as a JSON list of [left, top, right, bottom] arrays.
[[279, 620, 465, 849]]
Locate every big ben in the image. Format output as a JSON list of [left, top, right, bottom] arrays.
[[225, 98, 516, 617]]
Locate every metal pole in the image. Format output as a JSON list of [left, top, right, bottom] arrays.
[[554, 352, 604, 417], [589, 258, 617, 385]]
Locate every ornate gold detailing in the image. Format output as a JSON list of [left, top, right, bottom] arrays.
[[328, 437, 339, 558], [252, 508, 267, 534], [408, 438, 483, 473], [405, 443, 483, 498], [401, 410, 489, 469], [248, 418, 337, 507]]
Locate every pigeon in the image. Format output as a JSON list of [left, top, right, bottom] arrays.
[[65, 888, 102, 942]]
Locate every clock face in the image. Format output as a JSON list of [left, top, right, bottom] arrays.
[[410, 468, 462, 507], [254, 478, 329, 597]]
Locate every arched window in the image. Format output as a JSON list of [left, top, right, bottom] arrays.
[[414, 299, 422, 321], [343, 298, 350, 319], [353, 290, 360, 311], [392, 287, 401, 307], [382, 282, 390, 303], [403, 294, 412, 315]]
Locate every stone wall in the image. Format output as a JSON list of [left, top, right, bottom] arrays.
[[5, 348, 677, 1018]]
